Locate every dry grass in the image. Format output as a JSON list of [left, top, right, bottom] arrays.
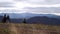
[[0, 23, 60, 34], [14, 23, 60, 30], [0, 23, 10, 34]]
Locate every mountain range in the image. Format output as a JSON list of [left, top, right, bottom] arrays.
[[0, 13, 60, 25], [26, 16, 60, 25], [0, 13, 60, 19]]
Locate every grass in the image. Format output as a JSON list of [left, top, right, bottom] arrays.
[[0, 23, 10, 34], [0, 28, 10, 34], [0, 23, 60, 34], [14, 23, 60, 30]]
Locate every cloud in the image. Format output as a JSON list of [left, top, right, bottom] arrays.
[[0, 0, 14, 2], [0, 7, 60, 14], [14, 0, 25, 1], [45, 0, 60, 4], [24, 7, 60, 14], [0, 9, 26, 13], [15, 0, 60, 5], [0, 0, 60, 14], [0, 2, 15, 7]]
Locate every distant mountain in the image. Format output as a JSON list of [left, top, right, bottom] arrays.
[[0, 13, 60, 19], [0, 13, 60, 24], [24, 13, 60, 20], [0, 14, 23, 23], [0, 13, 24, 18], [10, 18, 23, 23], [27, 16, 60, 25], [0, 16, 3, 22]]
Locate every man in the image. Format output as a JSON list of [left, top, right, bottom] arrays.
[[2, 14, 7, 23]]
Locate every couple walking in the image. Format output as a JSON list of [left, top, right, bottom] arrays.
[[2, 14, 10, 23]]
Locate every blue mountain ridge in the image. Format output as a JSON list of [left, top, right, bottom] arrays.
[[0, 13, 60, 25]]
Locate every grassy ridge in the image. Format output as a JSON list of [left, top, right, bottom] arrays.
[[0, 23, 60, 34], [14, 23, 60, 31]]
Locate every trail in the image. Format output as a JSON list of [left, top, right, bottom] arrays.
[[9, 24, 19, 34]]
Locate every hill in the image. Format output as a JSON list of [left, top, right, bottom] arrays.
[[0, 13, 60, 19], [10, 19, 23, 23], [27, 16, 60, 25]]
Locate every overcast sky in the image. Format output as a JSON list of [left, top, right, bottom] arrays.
[[0, 0, 60, 15]]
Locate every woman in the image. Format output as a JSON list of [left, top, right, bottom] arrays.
[[6, 15, 10, 23]]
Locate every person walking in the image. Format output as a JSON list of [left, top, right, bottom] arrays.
[[2, 14, 7, 23], [6, 15, 10, 23]]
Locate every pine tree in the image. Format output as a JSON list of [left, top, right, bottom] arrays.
[[23, 18, 26, 23]]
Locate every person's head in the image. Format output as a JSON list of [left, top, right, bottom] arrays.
[[7, 15, 9, 17], [4, 14, 6, 17]]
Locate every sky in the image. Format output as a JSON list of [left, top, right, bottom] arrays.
[[0, 0, 60, 15]]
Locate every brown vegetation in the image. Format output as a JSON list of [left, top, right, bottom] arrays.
[[0, 23, 60, 34]]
